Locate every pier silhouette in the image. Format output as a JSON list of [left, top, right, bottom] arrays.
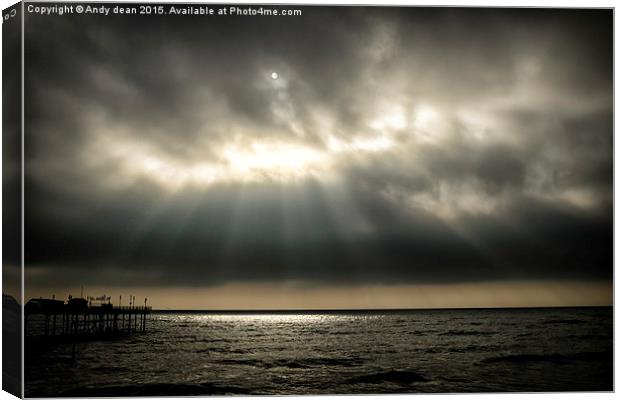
[[25, 294, 151, 341]]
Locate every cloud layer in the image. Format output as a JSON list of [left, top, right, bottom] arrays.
[[23, 7, 612, 292]]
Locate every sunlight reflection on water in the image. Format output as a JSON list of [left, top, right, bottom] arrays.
[[25, 308, 613, 396]]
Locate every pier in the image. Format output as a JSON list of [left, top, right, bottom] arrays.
[[25, 295, 151, 341]]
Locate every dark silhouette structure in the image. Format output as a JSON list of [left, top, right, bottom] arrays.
[[25, 296, 151, 340]]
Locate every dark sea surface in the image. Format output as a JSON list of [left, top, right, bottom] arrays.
[[25, 307, 613, 397]]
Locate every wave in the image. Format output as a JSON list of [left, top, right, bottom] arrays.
[[196, 346, 250, 355], [50, 382, 252, 397], [214, 352, 612, 370], [481, 351, 611, 365], [439, 330, 497, 336], [274, 356, 365, 368], [542, 319, 587, 325], [566, 334, 611, 341], [195, 347, 228, 353], [195, 338, 232, 343], [407, 330, 428, 336], [346, 370, 429, 385], [297, 356, 365, 367], [215, 356, 365, 369], [447, 344, 499, 353], [219, 359, 266, 367]]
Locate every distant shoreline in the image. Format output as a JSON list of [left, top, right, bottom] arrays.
[[151, 305, 612, 313]]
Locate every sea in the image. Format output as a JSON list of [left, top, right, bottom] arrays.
[[25, 307, 613, 396]]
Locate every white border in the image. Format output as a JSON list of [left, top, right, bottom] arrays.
[[0, 1, 615, 400]]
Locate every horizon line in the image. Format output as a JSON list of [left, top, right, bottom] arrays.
[[150, 304, 612, 313]]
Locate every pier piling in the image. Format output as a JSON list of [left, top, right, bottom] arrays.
[[25, 297, 151, 341]]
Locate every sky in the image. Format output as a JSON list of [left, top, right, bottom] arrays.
[[16, 6, 613, 309]]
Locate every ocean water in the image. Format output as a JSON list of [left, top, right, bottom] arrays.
[[25, 307, 612, 396]]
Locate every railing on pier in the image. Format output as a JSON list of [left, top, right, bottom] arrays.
[[25, 302, 152, 339]]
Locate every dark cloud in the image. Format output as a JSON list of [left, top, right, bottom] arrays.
[[23, 6, 612, 291]]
